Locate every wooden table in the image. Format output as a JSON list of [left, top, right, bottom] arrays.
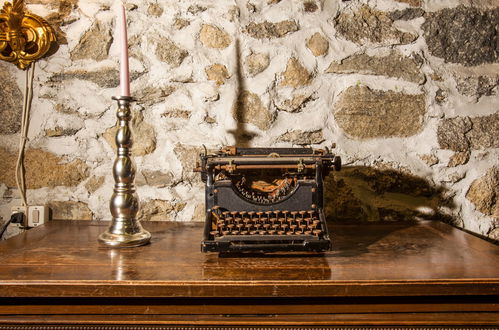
[[0, 220, 498, 328]]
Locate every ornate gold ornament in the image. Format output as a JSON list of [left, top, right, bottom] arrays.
[[0, 0, 56, 70]]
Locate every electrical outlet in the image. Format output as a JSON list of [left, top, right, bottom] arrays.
[[27, 206, 48, 227], [11, 205, 48, 228], [11, 206, 27, 227]]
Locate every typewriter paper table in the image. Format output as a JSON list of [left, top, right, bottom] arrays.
[[0, 220, 498, 328]]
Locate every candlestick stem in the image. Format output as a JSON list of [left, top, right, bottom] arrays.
[[98, 96, 150, 247]]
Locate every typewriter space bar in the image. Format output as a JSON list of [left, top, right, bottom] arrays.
[[215, 235, 320, 242]]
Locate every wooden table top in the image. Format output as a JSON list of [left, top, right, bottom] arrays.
[[1, 220, 498, 298]]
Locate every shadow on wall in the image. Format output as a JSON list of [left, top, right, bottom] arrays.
[[228, 38, 257, 147], [324, 166, 456, 224]]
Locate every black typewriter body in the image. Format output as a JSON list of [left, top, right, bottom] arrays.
[[196, 147, 341, 253]]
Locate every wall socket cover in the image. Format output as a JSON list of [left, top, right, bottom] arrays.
[[11, 205, 49, 227]]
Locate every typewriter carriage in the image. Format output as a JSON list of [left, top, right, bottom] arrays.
[[196, 147, 341, 253]]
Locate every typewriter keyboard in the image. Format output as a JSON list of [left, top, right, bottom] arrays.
[[209, 208, 325, 238]]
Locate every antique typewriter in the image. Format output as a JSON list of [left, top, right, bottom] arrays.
[[196, 146, 341, 253]]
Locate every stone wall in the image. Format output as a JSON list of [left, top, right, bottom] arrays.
[[0, 0, 497, 241]]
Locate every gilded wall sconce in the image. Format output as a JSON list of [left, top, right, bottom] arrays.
[[0, 0, 56, 70]]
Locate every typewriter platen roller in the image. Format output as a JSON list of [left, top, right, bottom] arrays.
[[196, 146, 341, 253]]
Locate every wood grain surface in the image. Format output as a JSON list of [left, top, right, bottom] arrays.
[[0, 220, 498, 326], [0, 220, 498, 298]]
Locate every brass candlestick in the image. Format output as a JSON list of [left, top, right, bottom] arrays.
[[98, 96, 151, 247]]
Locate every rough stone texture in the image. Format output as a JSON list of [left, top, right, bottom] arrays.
[[0, 148, 88, 189], [147, 3, 163, 17], [0, 67, 22, 134], [173, 144, 204, 183], [48, 201, 93, 220], [205, 64, 230, 85], [245, 53, 270, 76], [304, 1, 318, 13], [49, 69, 144, 89], [233, 91, 273, 131], [70, 20, 112, 61], [334, 86, 426, 139], [467, 114, 499, 150], [335, 5, 417, 46], [435, 89, 448, 105], [455, 75, 498, 100], [140, 170, 175, 188], [135, 86, 176, 106], [394, 0, 421, 6], [466, 167, 499, 218], [244, 20, 299, 39], [225, 6, 240, 22], [276, 130, 324, 145], [306, 33, 329, 57], [1, 0, 498, 242], [420, 154, 439, 167], [448, 152, 470, 167], [34, 0, 78, 45], [489, 228, 499, 241], [155, 37, 188, 68], [137, 199, 175, 222], [280, 58, 312, 88], [438, 114, 499, 151], [103, 110, 157, 156], [45, 126, 80, 137], [161, 109, 191, 119], [173, 18, 190, 30], [85, 176, 105, 194], [389, 8, 425, 21], [422, 6, 499, 66], [326, 51, 424, 84], [199, 24, 231, 49], [437, 117, 472, 152], [276, 94, 314, 113], [187, 5, 207, 15]]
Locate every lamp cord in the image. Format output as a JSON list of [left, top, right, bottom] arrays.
[[15, 63, 35, 208]]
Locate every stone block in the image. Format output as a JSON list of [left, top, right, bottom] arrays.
[[334, 86, 426, 139]]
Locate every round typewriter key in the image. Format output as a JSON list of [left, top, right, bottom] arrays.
[[313, 229, 322, 236], [222, 230, 230, 236], [249, 230, 257, 235], [232, 230, 240, 235], [259, 230, 267, 235], [277, 230, 285, 235], [210, 230, 219, 237], [256, 212, 263, 222], [304, 230, 312, 235], [268, 230, 276, 235], [240, 230, 248, 235]]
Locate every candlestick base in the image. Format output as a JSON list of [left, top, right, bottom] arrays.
[[98, 95, 151, 248], [98, 227, 151, 248]]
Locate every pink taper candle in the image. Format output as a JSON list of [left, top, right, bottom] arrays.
[[119, 2, 130, 97]]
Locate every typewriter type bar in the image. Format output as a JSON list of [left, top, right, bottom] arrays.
[[196, 147, 341, 253]]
